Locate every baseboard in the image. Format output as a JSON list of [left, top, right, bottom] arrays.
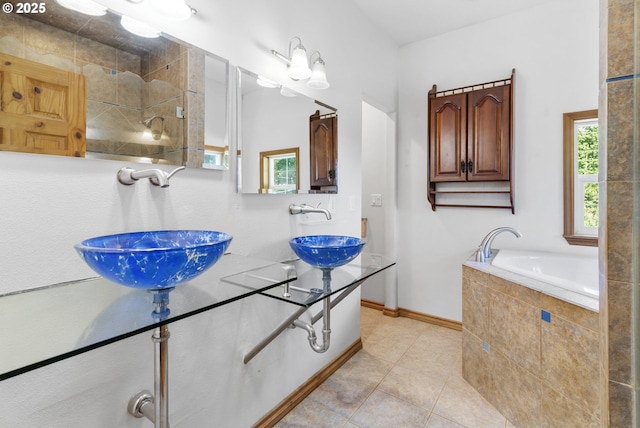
[[361, 300, 462, 331], [253, 338, 363, 428], [360, 298, 385, 311]]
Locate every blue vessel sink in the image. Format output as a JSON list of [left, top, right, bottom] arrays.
[[289, 235, 365, 269], [75, 230, 233, 290]]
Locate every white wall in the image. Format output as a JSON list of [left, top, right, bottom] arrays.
[[396, 0, 599, 322], [0, 0, 398, 426], [361, 102, 397, 306]]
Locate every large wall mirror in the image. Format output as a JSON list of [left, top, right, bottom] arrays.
[[0, 2, 229, 169], [237, 67, 338, 194]]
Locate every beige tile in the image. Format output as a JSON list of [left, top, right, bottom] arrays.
[[395, 328, 461, 375], [488, 274, 540, 307], [541, 314, 600, 416], [489, 349, 541, 427], [605, 79, 635, 181], [362, 320, 421, 364], [540, 293, 599, 332], [433, 374, 506, 427], [360, 307, 383, 340], [540, 382, 600, 427], [463, 275, 489, 338], [607, 0, 635, 78], [488, 289, 541, 376], [350, 390, 429, 428], [462, 329, 490, 397], [609, 380, 633, 428], [275, 398, 346, 428], [605, 180, 634, 283], [377, 363, 447, 411], [462, 265, 489, 285], [606, 279, 632, 384], [426, 413, 466, 428]]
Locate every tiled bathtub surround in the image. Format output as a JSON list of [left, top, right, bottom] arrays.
[[600, 0, 639, 425], [462, 262, 601, 426]]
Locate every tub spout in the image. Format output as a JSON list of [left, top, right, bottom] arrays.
[[476, 227, 522, 262]]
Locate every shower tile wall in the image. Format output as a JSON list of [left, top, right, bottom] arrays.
[[0, 13, 193, 163], [600, 0, 639, 426], [462, 265, 600, 426]]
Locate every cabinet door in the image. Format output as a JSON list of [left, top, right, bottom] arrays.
[[429, 93, 466, 182], [309, 112, 337, 189], [0, 53, 86, 157], [467, 85, 510, 181]]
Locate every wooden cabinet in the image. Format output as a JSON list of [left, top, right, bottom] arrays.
[[427, 70, 514, 212], [309, 110, 337, 191]]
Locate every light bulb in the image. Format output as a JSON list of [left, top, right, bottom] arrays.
[[154, 0, 193, 21], [55, 0, 107, 16], [121, 15, 161, 38], [288, 44, 311, 80], [307, 58, 329, 89]]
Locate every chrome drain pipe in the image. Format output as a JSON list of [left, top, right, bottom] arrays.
[[129, 292, 171, 428], [128, 325, 170, 428], [293, 296, 331, 353]]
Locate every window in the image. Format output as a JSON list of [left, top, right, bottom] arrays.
[[259, 148, 299, 193], [203, 145, 229, 169], [563, 110, 598, 246]]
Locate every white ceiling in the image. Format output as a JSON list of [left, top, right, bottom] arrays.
[[351, 0, 555, 46]]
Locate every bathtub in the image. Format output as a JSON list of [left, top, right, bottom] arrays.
[[486, 249, 599, 311]]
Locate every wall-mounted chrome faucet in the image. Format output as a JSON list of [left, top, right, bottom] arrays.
[[117, 166, 186, 188], [289, 203, 332, 220], [476, 227, 522, 262]]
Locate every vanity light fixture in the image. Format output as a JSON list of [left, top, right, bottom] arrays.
[[55, 0, 107, 16], [155, 0, 195, 21], [271, 37, 330, 89], [256, 75, 279, 88], [121, 15, 161, 38]]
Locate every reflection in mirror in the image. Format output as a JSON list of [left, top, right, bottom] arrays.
[[563, 109, 598, 246], [237, 67, 338, 194], [0, 2, 229, 169]]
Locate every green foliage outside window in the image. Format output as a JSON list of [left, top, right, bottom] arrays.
[[273, 157, 297, 186], [578, 125, 598, 227]]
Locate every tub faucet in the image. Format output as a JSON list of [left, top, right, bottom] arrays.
[[117, 166, 186, 188], [289, 203, 332, 220], [476, 227, 522, 262]]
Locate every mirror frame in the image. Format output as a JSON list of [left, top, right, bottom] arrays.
[[563, 109, 599, 247]]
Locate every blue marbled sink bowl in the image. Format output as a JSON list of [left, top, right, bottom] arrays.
[[75, 230, 232, 290], [289, 235, 365, 269]]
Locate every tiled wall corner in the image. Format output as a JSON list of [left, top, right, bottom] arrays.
[[488, 289, 540, 376], [462, 265, 601, 426]]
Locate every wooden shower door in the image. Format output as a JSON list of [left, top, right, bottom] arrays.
[[0, 53, 86, 157]]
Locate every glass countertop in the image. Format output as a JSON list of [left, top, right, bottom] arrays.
[[0, 252, 394, 381], [223, 253, 395, 307]]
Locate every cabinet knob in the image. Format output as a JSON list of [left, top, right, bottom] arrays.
[[460, 160, 466, 173], [468, 160, 473, 173]]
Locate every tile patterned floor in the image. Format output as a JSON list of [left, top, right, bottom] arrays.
[[276, 307, 514, 428]]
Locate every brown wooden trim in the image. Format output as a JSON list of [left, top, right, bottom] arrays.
[[398, 308, 462, 331], [564, 234, 598, 247], [253, 339, 363, 428], [361, 299, 399, 317], [360, 300, 462, 331], [382, 308, 399, 318], [563, 109, 598, 247], [360, 299, 385, 311]]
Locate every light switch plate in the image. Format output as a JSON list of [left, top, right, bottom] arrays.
[[370, 194, 382, 206]]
